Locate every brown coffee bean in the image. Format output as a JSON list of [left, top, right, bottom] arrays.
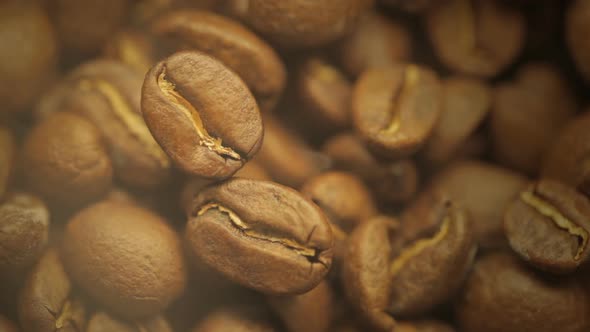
[[352, 63, 442, 158], [61, 200, 187, 318], [542, 110, 590, 196], [152, 10, 286, 112], [397, 320, 456, 332], [567, 0, 590, 81], [338, 11, 412, 77], [185, 178, 333, 295], [422, 76, 491, 165], [256, 115, 330, 188], [190, 307, 275, 332], [505, 180, 590, 273], [0, 315, 19, 332], [0, 127, 16, 199], [425, 0, 525, 77], [142, 51, 263, 179], [322, 133, 418, 203], [0, 193, 50, 280], [22, 112, 113, 209], [297, 58, 352, 131], [300, 171, 377, 232], [0, 1, 58, 115], [430, 160, 527, 248], [455, 252, 590, 332], [491, 63, 577, 174], [225, 0, 371, 48], [87, 312, 172, 332], [18, 249, 87, 332], [268, 280, 334, 332], [103, 29, 157, 75], [49, 0, 130, 56]]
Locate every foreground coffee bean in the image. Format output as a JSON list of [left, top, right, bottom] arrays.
[[505, 180, 590, 274], [87, 312, 172, 332], [566, 0, 590, 81], [153, 10, 286, 112], [0, 193, 50, 280], [352, 63, 442, 158], [0, 126, 16, 199], [225, 0, 371, 48], [542, 110, 590, 196], [22, 112, 113, 209], [18, 249, 87, 332], [185, 178, 333, 295], [142, 51, 263, 179], [191, 307, 275, 332], [61, 200, 187, 318], [425, 0, 525, 77], [0, 1, 58, 116], [455, 252, 589, 332]]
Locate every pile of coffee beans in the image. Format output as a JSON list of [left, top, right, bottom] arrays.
[[2, 0, 590, 331]]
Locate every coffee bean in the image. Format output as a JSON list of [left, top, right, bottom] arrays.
[[491, 63, 577, 174], [566, 0, 590, 81], [425, 0, 525, 77], [422, 76, 491, 165], [224, 0, 371, 48], [0, 127, 16, 199], [22, 112, 113, 209], [0, 1, 57, 115], [268, 280, 334, 332], [185, 178, 333, 295], [505, 179, 590, 273], [352, 63, 442, 158], [338, 10, 412, 77], [190, 307, 276, 332], [103, 29, 157, 75], [455, 252, 589, 332], [142, 51, 263, 179], [0, 193, 50, 281], [87, 312, 172, 332], [430, 160, 527, 248], [396, 320, 456, 332], [322, 133, 419, 204], [152, 10, 286, 112], [18, 249, 87, 332], [542, 110, 590, 196], [61, 200, 187, 318]]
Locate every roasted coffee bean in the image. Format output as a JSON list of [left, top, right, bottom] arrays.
[[455, 252, 590, 332], [61, 200, 187, 318], [190, 307, 275, 332], [0, 193, 50, 280], [422, 76, 491, 166], [505, 180, 590, 273], [352, 63, 442, 158], [86, 312, 172, 332], [542, 110, 590, 196], [225, 0, 371, 48], [0, 1, 58, 115], [142, 51, 263, 179], [491, 63, 577, 174], [0, 315, 19, 332], [425, 0, 525, 77], [430, 160, 527, 248], [22, 112, 113, 209], [152, 10, 286, 112], [338, 11, 412, 77], [18, 249, 87, 332], [103, 29, 157, 75], [49, 0, 130, 56], [297, 58, 352, 131], [185, 178, 333, 295], [256, 115, 330, 188], [397, 320, 456, 332], [300, 171, 377, 232], [0, 127, 16, 199], [567, 0, 590, 81], [322, 133, 418, 203], [268, 280, 334, 332]]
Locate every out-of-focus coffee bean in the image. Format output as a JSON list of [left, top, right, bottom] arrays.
[[0, 127, 16, 199], [86, 312, 173, 332], [103, 29, 157, 75], [566, 0, 590, 81]]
